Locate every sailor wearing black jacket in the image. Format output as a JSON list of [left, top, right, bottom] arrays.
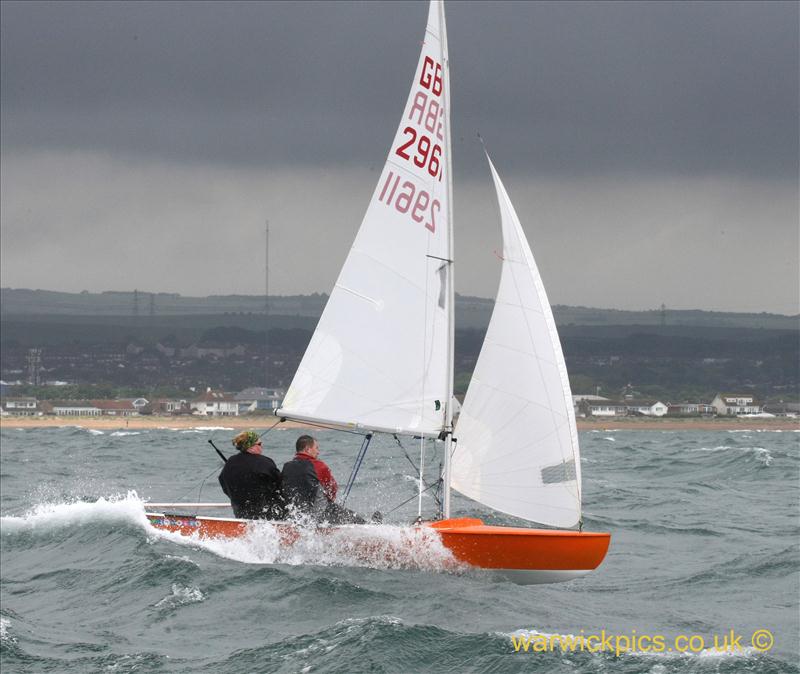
[[218, 431, 284, 519]]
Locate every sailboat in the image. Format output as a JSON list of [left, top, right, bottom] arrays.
[[145, 0, 610, 584]]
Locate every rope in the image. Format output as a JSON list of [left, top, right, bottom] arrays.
[[164, 462, 223, 517], [257, 416, 286, 439], [193, 466, 222, 517]]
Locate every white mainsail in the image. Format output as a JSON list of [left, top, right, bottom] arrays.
[[278, 1, 452, 437], [451, 155, 582, 528]]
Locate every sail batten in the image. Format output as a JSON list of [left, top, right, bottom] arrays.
[[278, 1, 451, 438], [452, 155, 582, 529]]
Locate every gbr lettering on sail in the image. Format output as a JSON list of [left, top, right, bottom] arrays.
[[379, 55, 445, 234]]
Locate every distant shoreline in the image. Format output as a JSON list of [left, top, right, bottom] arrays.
[[1, 415, 797, 432]]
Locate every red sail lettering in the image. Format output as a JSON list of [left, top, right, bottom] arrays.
[[395, 181, 416, 213], [427, 199, 440, 233], [411, 190, 430, 223], [408, 91, 427, 125], [420, 56, 435, 91], [395, 127, 416, 160], [423, 99, 439, 133], [414, 135, 431, 168], [431, 62, 442, 96], [420, 57, 442, 97]]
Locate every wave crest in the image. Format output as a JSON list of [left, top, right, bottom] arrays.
[[0, 492, 149, 535]]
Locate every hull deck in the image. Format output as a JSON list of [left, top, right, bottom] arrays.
[[145, 511, 610, 584]]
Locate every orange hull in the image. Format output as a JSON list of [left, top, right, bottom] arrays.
[[145, 512, 610, 584]]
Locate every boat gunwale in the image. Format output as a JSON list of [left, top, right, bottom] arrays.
[[144, 512, 610, 538]]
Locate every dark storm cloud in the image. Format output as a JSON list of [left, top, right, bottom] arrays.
[[1, 1, 798, 313], [2, 1, 797, 178]]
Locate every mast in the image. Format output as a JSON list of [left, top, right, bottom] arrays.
[[440, 0, 454, 519], [265, 219, 270, 390]]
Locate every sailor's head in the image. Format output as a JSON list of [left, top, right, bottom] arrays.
[[296, 434, 319, 458], [233, 430, 262, 454]]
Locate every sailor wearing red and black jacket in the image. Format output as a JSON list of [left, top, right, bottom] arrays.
[[281, 435, 365, 524]]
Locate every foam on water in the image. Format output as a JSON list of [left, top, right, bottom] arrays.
[[109, 431, 143, 437], [0, 616, 13, 643], [179, 427, 233, 434], [153, 583, 205, 608], [0, 492, 149, 534], [149, 517, 459, 574], [164, 554, 200, 567], [0, 492, 459, 575], [694, 445, 774, 466]]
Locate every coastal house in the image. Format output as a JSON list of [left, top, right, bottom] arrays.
[[91, 400, 139, 416], [190, 389, 239, 416], [146, 399, 191, 415], [667, 402, 715, 417], [234, 387, 285, 414], [583, 400, 628, 417], [0, 397, 42, 416], [51, 401, 102, 417], [762, 402, 800, 417], [624, 400, 668, 417], [711, 393, 762, 416], [572, 395, 610, 418]]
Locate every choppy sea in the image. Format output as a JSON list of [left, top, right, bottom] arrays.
[[1, 425, 798, 673]]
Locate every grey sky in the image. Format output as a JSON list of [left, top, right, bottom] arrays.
[[1, 1, 798, 313]]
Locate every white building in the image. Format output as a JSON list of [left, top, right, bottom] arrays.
[[235, 387, 285, 413], [51, 402, 101, 417], [625, 400, 668, 417], [0, 397, 41, 416], [191, 389, 239, 416], [572, 394, 609, 417], [711, 393, 762, 416], [584, 401, 628, 417], [667, 403, 715, 416]]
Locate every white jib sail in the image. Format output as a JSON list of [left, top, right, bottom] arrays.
[[452, 155, 582, 528], [278, 1, 451, 437]]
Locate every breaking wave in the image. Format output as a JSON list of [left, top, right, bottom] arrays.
[[0, 492, 149, 535], [0, 493, 459, 575]]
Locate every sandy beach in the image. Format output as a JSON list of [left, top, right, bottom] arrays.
[[1, 414, 797, 432]]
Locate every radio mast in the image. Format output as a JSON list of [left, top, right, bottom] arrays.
[[265, 220, 270, 389]]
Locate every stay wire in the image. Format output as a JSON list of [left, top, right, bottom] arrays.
[[342, 433, 373, 505], [165, 462, 223, 517], [385, 480, 439, 516], [393, 434, 425, 483], [393, 434, 441, 509]]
